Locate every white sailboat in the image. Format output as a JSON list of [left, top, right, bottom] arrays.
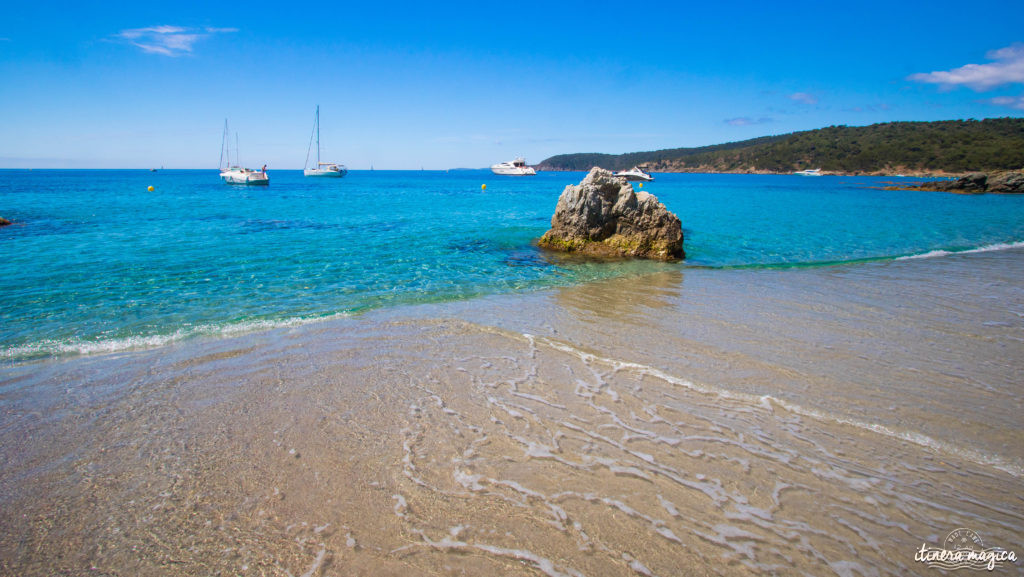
[[304, 106, 348, 177], [219, 120, 268, 185]]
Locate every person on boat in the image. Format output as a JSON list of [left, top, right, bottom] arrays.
[[262, 164, 267, 174]]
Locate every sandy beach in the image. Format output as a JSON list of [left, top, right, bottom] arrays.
[[5, 1, 1024, 574], [1, 247, 1021, 576]]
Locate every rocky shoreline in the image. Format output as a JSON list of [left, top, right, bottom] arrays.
[[883, 170, 1024, 194]]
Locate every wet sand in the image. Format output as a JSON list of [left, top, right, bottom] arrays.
[[1, 250, 1022, 576]]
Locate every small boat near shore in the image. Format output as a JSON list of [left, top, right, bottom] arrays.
[[219, 120, 268, 185], [613, 166, 654, 182], [794, 168, 822, 176], [304, 106, 347, 178], [491, 157, 536, 176]]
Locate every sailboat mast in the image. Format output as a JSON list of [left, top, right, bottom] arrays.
[[236, 133, 240, 168], [220, 119, 228, 170], [316, 105, 321, 167]]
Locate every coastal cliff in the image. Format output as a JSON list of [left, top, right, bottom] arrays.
[[538, 168, 684, 261]]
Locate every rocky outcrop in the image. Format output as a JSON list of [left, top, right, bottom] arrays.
[[538, 167, 684, 260], [891, 170, 1024, 194], [986, 170, 1024, 193]]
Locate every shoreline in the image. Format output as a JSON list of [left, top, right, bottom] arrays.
[[6, 239, 1024, 366], [535, 167, 967, 178], [1, 248, 1022, 575]]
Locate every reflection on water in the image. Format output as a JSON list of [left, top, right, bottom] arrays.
[[555, 270, 685, 322]]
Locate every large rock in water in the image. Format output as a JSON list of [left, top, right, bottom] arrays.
[[538, 167, 684, 260]]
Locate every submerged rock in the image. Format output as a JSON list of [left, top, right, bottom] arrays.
[[538, 167, 684, 260]]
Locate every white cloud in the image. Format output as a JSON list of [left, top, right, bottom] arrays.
[[116, 25, 235, 56], [908, 44, 1024, 91], [985, 95, 1024, 110], [789, 92, 818, 105]]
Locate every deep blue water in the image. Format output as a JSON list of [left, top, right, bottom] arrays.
[[2, 169, 1022, 361]]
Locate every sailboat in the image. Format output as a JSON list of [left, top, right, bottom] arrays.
[[304, 106, 348, 177], [219, 120, 268, 185]]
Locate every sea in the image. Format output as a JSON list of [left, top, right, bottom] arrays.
[[1, 169, 1022, 576]]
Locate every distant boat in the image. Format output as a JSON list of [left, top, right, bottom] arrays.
[[794, 168, 822, 176], [491, 157, 536, 176], [219, 120, 268, 185], [613, 166, 654, 182], [304, 106, 347, 178]]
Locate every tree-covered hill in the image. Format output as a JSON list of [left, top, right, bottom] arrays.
[[536, 118, 1024, 175]]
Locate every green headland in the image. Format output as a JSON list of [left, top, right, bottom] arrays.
[[537, 117, 1024, 176]]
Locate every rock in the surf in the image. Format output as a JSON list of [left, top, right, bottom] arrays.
[[538, 167, 684, 260]]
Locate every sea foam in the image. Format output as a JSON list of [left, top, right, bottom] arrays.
[[533, 334, 1024, 478], [0, 313, 349, 363], [896, 241, 1024, 261]]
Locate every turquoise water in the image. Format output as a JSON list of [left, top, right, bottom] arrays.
[[2, 169, 1023, 361]]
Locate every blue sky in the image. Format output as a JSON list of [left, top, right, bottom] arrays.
[[2, 0, 1023, 169]]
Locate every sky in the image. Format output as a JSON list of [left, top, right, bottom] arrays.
[[1, 0, 1023, 170]]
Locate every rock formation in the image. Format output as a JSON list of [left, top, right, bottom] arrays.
[[987, 170, 1024, 193], [538, 167, 684, 260], [890, 170, 1024, 194]]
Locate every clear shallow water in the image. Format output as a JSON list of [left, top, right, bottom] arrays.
[[2, 169, 1023, 361], [1, 168, 1022, 575], [0, 250, 1021, 576]]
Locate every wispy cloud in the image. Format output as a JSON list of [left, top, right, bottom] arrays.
[[725, 117, 773, 126], [985, 95, 1024, 110], [908, 44, 1024, 91], [788, 92, 818, 105], [115, 25, 236, 56]]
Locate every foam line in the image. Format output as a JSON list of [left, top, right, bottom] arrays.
[[896, 241, 1024, 261], [533, 336, 1023, 478], [2, 312, 350, 362]]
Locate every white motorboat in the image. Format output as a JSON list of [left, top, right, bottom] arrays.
[[613, 166, 654, 182], [304, 106, 347, 178], [219, 120, 269, 185], [491, 157, 536, 176], [794, 168, 822, 176]]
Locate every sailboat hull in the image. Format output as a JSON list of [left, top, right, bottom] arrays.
[[303, 168, 347, 177], [220, 169, 269, 185]]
